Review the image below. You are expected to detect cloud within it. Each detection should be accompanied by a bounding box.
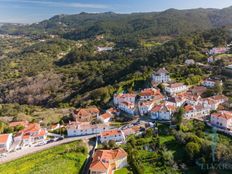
[0,0,109,9]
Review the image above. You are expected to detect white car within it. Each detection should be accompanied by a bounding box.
[0,153,7,158]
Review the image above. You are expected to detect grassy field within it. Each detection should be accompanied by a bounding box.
[114,168,130,174]
[0,140,87,174]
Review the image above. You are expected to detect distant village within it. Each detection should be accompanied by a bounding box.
[1,45,232,173]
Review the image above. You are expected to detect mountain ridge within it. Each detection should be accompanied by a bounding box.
[1,6,232,39]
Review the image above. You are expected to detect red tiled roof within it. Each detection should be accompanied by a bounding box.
[184,105,194,112]
[100,113,111,120]
[34,129,47,138]
[101,130,122,137]
[90,148,127,172]
[107,108,118,114]
[9,121,28,127]
[20,123,41,134]
[140,88,160,96]
[168,83,185,88]
[74,107,100,117]
[211,111,232,120]
[0,134,10,144]
[151,105,162,112]
[211,95,228,101]
[115,93,137,99]
[151,102,176,112]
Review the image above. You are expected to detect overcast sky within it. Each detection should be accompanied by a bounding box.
[0,0,232,23]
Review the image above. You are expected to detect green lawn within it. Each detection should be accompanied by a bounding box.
[0,141,87,174]
[114,168,129,174]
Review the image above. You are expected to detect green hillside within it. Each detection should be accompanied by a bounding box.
[1,7,232,40]
[0,28,230,108]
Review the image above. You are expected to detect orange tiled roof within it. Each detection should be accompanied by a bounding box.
[211,95,228,101]
[168,83,185,88]
[20,123,41,133]
[139,100,154,107]
[34,129,47,138]
[151,105,163,112]
[107,108,118,114]
[211,111,232,120]
[184,105,194,112]
[9,121,29,127]
[90,148,127,172]
[140,88,160,96]
[0,134,10,144]
[74,107,100,117]
[151,102,176,112]
[121,101,134,107]
[115,93,137,99]
[100,113,111,120]
[101,130,122,137]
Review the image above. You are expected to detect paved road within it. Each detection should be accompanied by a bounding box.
[0,134,98,164]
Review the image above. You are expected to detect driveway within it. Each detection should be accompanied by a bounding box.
[0,134,98,164]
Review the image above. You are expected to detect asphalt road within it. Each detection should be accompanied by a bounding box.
[0,134,98,164]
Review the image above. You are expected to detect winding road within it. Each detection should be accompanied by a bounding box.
[0,134,98,164]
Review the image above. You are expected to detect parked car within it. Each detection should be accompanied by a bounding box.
[46,139,54,143]
[0,153,7,158]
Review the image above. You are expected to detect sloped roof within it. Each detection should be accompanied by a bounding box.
[211,111,232,120]
[0,134,10,144]
[155,68,169,74]
[73,107,100,118]
[101,130,122,137]
[90,148,127,172]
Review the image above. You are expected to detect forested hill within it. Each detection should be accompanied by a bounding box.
[1,6,232,39]
[0,27,231,108]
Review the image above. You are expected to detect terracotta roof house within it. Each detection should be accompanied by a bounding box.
[113,93,137,106]
[184,104,210,119]
[73,107,100,122]
[89,148,128,174]
[139,88,164,102]
[211,111,232,130]
[150,102,177,120]
[164,83,188,96]
[118,101,136,115]
[100,130,125,143]
[18,123,47,146]
[188,86,207,96]
[98,112,112,123]
[0,133,13,153]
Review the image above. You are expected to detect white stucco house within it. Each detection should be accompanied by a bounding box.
[150,102,176,120]
[152,68,171,83]
[100,130,125,143]
[118,101,136,115]
[113,93,137,105]
[210,111,232,130]
[184,105,210,119]
[202,78,222,88]
[138,100,156,116]
[185,59,195,65]
[164,83,188,96]
[0,133,13,153]
[67,122,110,137]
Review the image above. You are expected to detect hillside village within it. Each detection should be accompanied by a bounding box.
[0,43,232,173]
